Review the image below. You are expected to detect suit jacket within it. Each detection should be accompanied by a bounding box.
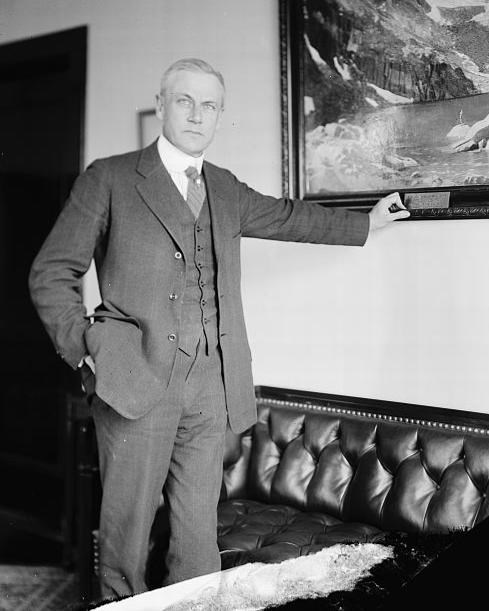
[28,142,369,432]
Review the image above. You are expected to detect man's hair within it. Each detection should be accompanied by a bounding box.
[160,58,225,99]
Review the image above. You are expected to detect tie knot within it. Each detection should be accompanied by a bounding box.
[185,166,200,182]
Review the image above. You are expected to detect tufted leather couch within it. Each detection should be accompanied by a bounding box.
[77,385,489,600]
[215,386,489,570]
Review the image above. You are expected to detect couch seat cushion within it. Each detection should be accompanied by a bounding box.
[218,499,385,569]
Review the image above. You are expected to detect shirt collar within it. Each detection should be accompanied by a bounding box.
[157,134,204,175]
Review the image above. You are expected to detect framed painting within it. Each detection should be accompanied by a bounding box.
[280,0,489,219]
[138,108,160,148]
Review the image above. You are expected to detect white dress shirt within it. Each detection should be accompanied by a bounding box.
[157,134,203,200]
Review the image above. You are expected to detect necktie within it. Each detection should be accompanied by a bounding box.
[185,166,206,218]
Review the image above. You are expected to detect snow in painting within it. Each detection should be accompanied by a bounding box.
[302,0,489,195]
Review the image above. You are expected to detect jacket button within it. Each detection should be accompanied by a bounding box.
[174,252,182,259]
[169,293,178,301]
[168,333,177,342]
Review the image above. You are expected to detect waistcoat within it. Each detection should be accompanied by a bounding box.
[177,193,219,356]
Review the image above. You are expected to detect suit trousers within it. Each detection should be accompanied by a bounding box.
[91,338,228,599]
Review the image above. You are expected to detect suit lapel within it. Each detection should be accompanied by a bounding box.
[135,142,185,250]
[135,145,239,259]
[203,162,237,260]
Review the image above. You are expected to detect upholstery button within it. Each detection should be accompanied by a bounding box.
[169,293,178,301]
[174,251,182,259]
[168,333,177,342]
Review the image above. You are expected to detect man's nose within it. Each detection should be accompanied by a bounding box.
[188,103,203,123]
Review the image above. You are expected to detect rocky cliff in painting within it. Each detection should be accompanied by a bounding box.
[301,0,489,194]
[304,0,489,127]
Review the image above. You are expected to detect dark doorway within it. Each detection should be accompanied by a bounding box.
[0,26,87,564]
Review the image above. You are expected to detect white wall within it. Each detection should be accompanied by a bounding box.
[3,0,489,414]
[243,221,489,413]
[0,0,280,185]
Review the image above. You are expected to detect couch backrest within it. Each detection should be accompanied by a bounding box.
[223,391,489,535]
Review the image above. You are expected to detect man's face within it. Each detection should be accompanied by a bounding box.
[156,70,224,157]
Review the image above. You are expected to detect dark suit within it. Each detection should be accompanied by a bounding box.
[29,142,369,595]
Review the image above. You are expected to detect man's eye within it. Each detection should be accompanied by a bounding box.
[177,98,192,107]
[203,103,217,112]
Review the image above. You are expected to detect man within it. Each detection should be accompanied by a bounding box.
[28,58,409,599]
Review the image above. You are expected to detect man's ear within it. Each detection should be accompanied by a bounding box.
[155,93,164,120]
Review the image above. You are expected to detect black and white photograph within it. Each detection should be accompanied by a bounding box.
[1,1,489,610]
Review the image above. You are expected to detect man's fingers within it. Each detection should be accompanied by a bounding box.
[382,192,409,217]
[85,354,96,374]
[369,191,410,230]
[382,192,401,208]
[389,209,410,220]
[382,192,401,203]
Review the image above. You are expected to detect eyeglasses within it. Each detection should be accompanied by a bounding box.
[166,92,221,115]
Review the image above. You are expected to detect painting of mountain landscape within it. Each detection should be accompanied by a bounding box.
[297,0,489,198]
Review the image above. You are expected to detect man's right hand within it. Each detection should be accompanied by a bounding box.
[80,355,96,396]
[84,354,96,374]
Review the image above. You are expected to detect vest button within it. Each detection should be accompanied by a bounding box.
[169,293,178,301]
[168,333,177,342]
[174,252,182,259]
